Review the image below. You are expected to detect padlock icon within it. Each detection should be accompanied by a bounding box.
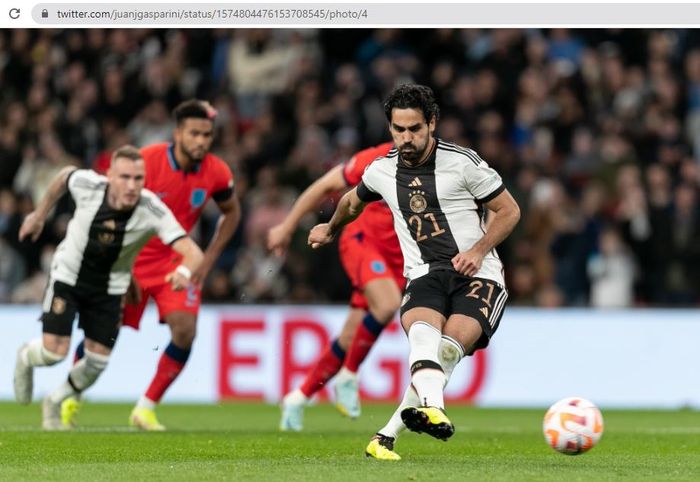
[41,9,48,18]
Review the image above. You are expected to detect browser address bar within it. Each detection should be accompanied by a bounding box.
[30,3,700,26]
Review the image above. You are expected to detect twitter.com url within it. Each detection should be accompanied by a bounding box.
[52,7,370,22]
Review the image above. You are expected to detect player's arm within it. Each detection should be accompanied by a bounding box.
[166,237,205,291]
[308,186,368,249]
[268,164,346,256]
[452,189,520,276]
[191,194,242,285]
[19,166,77,242]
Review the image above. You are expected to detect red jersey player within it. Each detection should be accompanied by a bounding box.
[268,142,405,431]
[64,100,241,430]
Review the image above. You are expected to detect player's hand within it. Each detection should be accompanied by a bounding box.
[165,270,190,291]
[267,223,292,257]
[190,258,213,287]
[308,223,334,249]
[18,211,45,242]
[125,277,142,305]
[452,248,485,277]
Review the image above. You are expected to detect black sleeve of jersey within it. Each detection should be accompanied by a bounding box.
[476,183,505,204]
[356,180,383,202]
[211,186,234,203]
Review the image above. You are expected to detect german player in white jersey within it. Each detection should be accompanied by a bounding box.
[308,84,520,460]
[13,145,204,430]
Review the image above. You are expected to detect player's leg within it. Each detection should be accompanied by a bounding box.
[334,238,404,417]
[335,277,402,418]
[280,308,364,431]
[131,284,198,431]
[43,338,113,430]
[15,280,74,406]
[395,272,455,440]
[43,289,121,430]
[402,276,506,441]
[367,333,465,460]
[131,309,195,431]
[61,284,149,427]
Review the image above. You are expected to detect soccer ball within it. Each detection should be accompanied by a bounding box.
[543,397,603,455]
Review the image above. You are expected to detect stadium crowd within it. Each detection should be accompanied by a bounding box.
[2,28,700,307]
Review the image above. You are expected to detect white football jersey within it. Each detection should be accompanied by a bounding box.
[49,169,186,295]
[358,139,505,284]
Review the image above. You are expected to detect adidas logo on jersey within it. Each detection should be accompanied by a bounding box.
[408,177,422,187]
[480,307,489,318]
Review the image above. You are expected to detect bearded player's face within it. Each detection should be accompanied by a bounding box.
[389,108,436,163]
[175,118,214,162]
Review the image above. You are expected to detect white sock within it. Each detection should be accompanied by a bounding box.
[50,349,109,404]
[71,349,109,390]
[49,381,77,404]
[438,335,465,386]
[377,384,420,439]
[407,322,445,408]
[377,336,465,440]
[24,338,64,367]
[335,366,357,381]
[283,388,308,405]
[136,396,157,410]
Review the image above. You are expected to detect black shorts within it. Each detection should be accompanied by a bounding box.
[400,270,508,353]
[41,279,123,348]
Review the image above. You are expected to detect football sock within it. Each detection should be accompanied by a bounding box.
[408,322,445,409]
[378,384,420,439]
[144,341,190,404]
[136,396,156,410]
[343,312,385,373]
[24,338,64,367]
[284,388,308,405]
[438,335,465,384]
[49,348,109,403]
[299,339,345,398]
[378,336,465,439]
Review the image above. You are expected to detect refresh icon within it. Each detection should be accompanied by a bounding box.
[9,8,21,19]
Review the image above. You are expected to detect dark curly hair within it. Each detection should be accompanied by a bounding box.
[383,84,440,124]
[173,99,215,125]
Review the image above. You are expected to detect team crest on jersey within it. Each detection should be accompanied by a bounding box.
[52,296,66,315]
[370,260,386,274]
[98,219,116,245]
[191,189,207,208]
[409,190,427,213]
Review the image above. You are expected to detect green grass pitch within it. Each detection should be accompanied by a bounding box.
[1,401,699,481]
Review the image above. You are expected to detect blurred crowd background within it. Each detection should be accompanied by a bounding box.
[2,28,700,307]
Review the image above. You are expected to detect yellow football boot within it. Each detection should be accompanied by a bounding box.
[401,406,455,441]
[129,407,166,431]
[61,396,82,428]
[365,433,401,461]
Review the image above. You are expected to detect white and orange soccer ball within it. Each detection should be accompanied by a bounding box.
[543,397,604,455]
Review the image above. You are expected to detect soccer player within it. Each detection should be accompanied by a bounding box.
[64,100,241,431]
[268,142,404,431]
[308,84,520,460]
[13,145,204,430]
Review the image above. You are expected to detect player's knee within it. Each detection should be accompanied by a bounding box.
[370,296,401,324]
[172,323,196,346]
[43,345,67,365]
[84,348,110,372]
